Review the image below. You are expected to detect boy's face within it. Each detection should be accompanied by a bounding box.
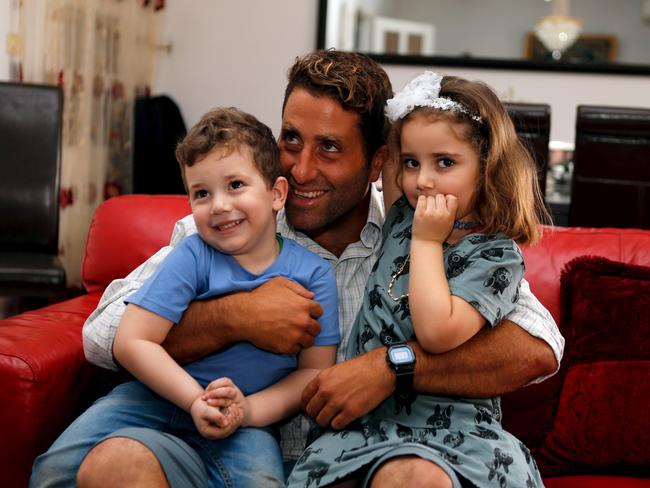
[185,146,286,262]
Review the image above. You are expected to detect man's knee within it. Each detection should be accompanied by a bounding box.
[76,437,168,488]
[370,456,452,488]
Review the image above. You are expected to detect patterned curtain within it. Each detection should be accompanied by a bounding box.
[11,0,165,287]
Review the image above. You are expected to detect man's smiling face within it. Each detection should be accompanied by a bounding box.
[278,88,380,238]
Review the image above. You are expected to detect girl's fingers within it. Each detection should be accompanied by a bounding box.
[434,193,446,210]
[446,194,459,215]
[416,194,427,212]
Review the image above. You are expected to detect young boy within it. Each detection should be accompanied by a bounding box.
[111,107,339,485]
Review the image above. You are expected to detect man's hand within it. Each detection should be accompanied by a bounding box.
[242,277,323,354]
[164,277,323,363]
[302,348,394,430]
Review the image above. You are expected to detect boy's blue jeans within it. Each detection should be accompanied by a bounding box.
[30,381,285,488]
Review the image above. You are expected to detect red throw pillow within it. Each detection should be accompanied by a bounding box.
[534,256,650,476]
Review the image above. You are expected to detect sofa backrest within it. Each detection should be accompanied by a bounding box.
[521,225,650,324]
[507,226,650,448]
[82,194,190,293]
[83,194,650,315]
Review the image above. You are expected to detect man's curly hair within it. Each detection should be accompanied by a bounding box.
[283,49,393,164]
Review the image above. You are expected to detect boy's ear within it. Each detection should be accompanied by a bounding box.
[272,176,288,211]
[369,145,389,183]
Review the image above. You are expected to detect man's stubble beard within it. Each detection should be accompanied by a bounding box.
[284,168,372,235]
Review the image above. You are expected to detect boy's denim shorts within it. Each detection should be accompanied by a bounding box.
[30,381,285,488]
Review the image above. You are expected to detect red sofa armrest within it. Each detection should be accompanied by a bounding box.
[0,195,191,488]
[0,294,117,487]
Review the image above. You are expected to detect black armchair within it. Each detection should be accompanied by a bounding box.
[569,105,650,229]
[0,82,66,297]
[504,102,551,197]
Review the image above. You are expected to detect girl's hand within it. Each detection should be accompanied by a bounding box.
[412,194,458,243]
[190,377,246,439]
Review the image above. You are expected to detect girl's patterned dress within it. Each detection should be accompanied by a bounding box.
[288,197,543,488]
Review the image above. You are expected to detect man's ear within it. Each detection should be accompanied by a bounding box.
[272,176,288,211]
[369,145,389,183]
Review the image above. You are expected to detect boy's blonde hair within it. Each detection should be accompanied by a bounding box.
[389,76,550,244]
[175,107,281,189]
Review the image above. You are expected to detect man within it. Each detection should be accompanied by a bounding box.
[32,50,563,488]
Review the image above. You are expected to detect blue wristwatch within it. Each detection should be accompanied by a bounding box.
[386,342,416,414]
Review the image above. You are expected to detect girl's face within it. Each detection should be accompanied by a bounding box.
[399,114,481,221]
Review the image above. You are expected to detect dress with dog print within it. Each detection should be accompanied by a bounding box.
[287,197,543,488]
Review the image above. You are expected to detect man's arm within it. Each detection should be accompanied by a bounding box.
[303,321,558,430]
[411,320,557,395]
[83,216,324,370]
[86,274,324,369]
[163,277,324,363]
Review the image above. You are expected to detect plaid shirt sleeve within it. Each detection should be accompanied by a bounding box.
[82,215,196,370]
[505,278,565,383]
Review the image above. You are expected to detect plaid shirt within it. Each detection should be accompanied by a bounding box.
[82,185,564,460]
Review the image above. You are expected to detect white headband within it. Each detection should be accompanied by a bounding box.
[385,71,482,124]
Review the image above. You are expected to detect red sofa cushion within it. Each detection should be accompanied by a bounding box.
[535,256,650,476]
[544,475,650,488]
[82,194,189,292]
[503,227,650,452]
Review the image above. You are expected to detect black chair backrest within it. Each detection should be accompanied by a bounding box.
[0,82,63,253]
[504,102,551,197]
[569,105,650,229]
[132,95,187,195]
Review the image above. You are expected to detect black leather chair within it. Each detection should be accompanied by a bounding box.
[132,95,187,194]
[504,102,551,197]
[0,82,66,297]
[569,105,650,229]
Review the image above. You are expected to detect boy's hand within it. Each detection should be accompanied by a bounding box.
[190,377,245,439]
[412,194,458,243]
[190,396,239,439]
[204,377,248,428]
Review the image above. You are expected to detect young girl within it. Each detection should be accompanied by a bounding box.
[288,72,548,488]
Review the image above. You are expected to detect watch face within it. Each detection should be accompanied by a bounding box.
[389,345,415,365]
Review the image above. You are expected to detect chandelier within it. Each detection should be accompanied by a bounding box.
[534,0,582,60]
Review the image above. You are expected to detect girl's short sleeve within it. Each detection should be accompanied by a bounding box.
[446,235,525,326]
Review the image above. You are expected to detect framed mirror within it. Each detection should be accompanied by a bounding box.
[317,0,650,75]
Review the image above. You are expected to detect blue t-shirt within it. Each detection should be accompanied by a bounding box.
[127,234,339,395]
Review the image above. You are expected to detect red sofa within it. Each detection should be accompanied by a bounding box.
[1,194,649,488]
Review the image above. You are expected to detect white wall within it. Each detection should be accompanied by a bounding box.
[385,65,650,143]
[154,0,318,136]
[3,0,649,144]
[0,0,11,80]
[155,0,650,145]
